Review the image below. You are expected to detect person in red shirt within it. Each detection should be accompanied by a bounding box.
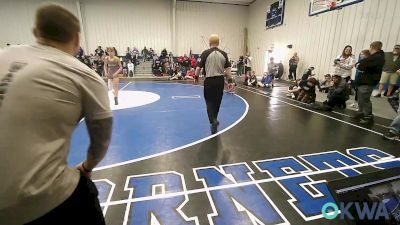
[191,55,197,68]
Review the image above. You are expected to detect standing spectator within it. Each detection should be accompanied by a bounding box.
[95,46,104,58]
[75,46,84,62]
[375,44,400,97]
[0,4,111,225]
[141,46,149,62]
[161,48,168,58]
[383,89,400,140]
[275,61,284,79]
[354,41,385,125]
[288,52,299,81]
[267,57,277,77]
[333,45,356,82]
[190,55,197,68]
[195,34,232,134]
[244,53,252,77]
[125,47,132,63]
[237,55,244,76]
[183,54,190,70]
[352,50,371,108]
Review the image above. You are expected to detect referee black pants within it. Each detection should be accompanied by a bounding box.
[204,76,225,124]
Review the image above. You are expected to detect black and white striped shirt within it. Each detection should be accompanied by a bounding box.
[198,47,231,78]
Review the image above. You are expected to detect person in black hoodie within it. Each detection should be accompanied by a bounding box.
[354,41,385,124]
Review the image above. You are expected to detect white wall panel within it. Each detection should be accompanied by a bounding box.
[176,1,248,60]
[0,0,78,47]
[248,0,400,79]
[81,0,171,55]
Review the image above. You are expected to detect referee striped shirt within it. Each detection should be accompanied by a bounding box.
[198,47,231,78]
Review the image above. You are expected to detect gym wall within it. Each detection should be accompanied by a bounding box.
[248,0,400,79]
[0,0,247,59]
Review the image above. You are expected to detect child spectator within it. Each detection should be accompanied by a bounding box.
[246,71,258,87]
[257,71,274,88]
[297,77,318,103]
[318,74,333,93]
[127,60,134,77]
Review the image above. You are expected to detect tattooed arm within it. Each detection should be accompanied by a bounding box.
[77,117,113,177]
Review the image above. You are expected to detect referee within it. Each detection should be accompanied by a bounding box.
[195,34,233,133]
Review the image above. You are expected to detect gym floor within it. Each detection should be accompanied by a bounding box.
[70,80,400,225]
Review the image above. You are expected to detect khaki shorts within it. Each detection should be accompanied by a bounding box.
[379,72,399,85]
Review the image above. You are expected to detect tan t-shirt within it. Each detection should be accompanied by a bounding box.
[0,44,112,225]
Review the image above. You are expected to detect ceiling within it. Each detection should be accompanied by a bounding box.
[179,0,255,6]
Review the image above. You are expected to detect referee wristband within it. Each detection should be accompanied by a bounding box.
[82,162,92,173]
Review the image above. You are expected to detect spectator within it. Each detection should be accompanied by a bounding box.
[125,47,132,63]
[275,61,284,80]
[383,89,400,140]
[246,71,258,87]
[141,46,149,62]
[354,41,385,125]
[258,71,274,88]
[351,50,371,108]
[333,45,356,82]
[318,74,333,93]
[190,55,197,68]
[161,48,168,58]
[288,52,299,81]
[0,4,111,225]
[95,46,104,58]
[93,54,104,76]
[185,68,196,80]
[244,53,252,77]
[321,75,350,110]
[127,59,134,77]
[375,44,400,97]
[297,77,318,103]
[237,55,244,76]
[301,67,315,81]
[268,57,277,77]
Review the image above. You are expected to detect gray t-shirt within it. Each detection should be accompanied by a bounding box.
[198,47,231,78]
[0,44,112,224]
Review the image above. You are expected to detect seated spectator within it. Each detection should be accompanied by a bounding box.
[127,60,134,77]
[257,71,274,88]
[318,74,333,93]
[185,68,195,80]
[122,61,128,76]
[301,67,315,81]
[296,77,318,103]
[321,75,350,110]
[287,80,302,99]
[245,71,258,87]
